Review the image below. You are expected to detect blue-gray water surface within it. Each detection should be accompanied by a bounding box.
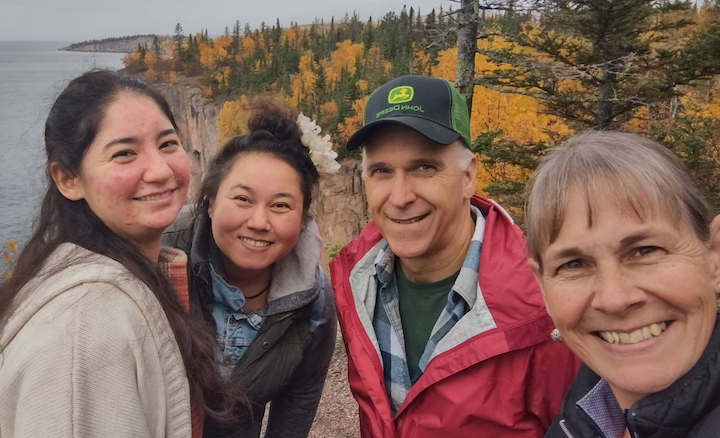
[0,41,125,250]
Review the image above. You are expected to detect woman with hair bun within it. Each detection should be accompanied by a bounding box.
[164,98,338,438]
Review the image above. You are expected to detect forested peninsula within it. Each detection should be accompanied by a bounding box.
[60,34,164,53]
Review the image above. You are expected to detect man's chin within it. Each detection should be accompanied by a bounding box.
[384,237,429,260]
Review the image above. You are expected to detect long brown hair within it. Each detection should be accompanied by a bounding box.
[0,70,234,423]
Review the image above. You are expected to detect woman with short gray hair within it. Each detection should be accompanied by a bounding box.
[526,131,720,438]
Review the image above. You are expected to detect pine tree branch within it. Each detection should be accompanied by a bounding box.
[473,80,562,100]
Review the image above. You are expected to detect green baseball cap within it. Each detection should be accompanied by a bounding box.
[345,75,472,150]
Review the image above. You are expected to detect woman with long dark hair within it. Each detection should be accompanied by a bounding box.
[0,70,232,437]
[164,98,338,438]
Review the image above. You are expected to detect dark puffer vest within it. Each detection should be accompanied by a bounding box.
[546,320,720,438]
[163,210,336,438]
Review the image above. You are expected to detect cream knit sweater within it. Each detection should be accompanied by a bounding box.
[0,243,192,438]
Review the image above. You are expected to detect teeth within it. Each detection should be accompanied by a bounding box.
[642,327,651,339]
[650,324,661,336]
[240,237,271,247]
[599,322,668,345]
[392,216,426,224]
[136,190,172,201]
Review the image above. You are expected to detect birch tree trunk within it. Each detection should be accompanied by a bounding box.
[456,0,479,113]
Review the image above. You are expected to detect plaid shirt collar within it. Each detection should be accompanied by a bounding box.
[373,205,486,414]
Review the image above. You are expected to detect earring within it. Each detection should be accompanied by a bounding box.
[550,328,564,343]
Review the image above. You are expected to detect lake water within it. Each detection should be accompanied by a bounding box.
[0,41,125,249]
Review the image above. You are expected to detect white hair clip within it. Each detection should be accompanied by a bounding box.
[297,113,341,174]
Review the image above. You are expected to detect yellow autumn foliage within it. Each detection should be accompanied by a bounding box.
[327,40,365,88]
[431,43,572,195]
[412,42,432,76]
[215,35,232,50]
[144,52,157,69]
[213,66,231,90]
[217,96,251,142]
[337,97,368,145]
[682,78,720,120]
[199,41,227,68]
[433,47,572,144]
[144,68,158,82]
[290,50,318,107]
[122,52,140,67]
[282,28,298,44]
[319,101,338,126]
[2,239,17,279]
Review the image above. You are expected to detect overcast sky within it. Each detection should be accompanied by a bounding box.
[1,0,453,42]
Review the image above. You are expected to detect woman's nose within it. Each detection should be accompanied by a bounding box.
[142,148,173,183]
[246,207,270,231]
[591,270,647,316]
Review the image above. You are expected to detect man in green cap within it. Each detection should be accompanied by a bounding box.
[329,75,578,438]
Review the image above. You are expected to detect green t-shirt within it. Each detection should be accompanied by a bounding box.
[396,264,460,381]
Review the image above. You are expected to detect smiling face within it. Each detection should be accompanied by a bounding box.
[362,125,476,263]
[209,152,304,276]
[532,184,720,408]
[63,93,189,249]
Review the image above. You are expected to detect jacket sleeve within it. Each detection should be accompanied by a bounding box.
[524,340,581,432]
[264,273,338,438]
[9,283,187,438]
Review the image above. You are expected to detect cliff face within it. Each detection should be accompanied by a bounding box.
[159,85,222,196]
[315,160,368,268]
[159,84,369,267]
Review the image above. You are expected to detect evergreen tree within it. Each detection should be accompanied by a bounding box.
[137,44,147,70]
[152,35,161,56]
[474,0,720,128]
[362,17,375,55]
[173,23,185,70]
[424,9,441,66]
[231,20,241,55]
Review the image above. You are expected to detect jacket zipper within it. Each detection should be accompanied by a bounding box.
[344,256,395,436]
[276,311,294,323]
[559,420,575,438]
[349,317,387,393]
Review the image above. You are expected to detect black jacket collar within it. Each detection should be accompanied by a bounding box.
[551,319,720,438]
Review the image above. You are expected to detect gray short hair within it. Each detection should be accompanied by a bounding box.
[525,131,710,271]
[361,140,474,178]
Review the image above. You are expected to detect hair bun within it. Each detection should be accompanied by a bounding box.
[246,97,301,142]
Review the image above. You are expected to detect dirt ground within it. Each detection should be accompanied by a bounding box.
[308,335,361,438]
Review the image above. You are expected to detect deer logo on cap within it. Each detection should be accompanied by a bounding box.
[388,86,414,104]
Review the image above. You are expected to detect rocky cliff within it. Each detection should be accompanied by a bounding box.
[158,84,369,268]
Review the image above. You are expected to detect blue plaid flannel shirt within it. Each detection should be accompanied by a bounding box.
[372,206,486,414]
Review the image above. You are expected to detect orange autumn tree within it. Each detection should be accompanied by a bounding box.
[337,96,368,145]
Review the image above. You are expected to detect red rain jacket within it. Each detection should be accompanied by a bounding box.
[330,196,580,438]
